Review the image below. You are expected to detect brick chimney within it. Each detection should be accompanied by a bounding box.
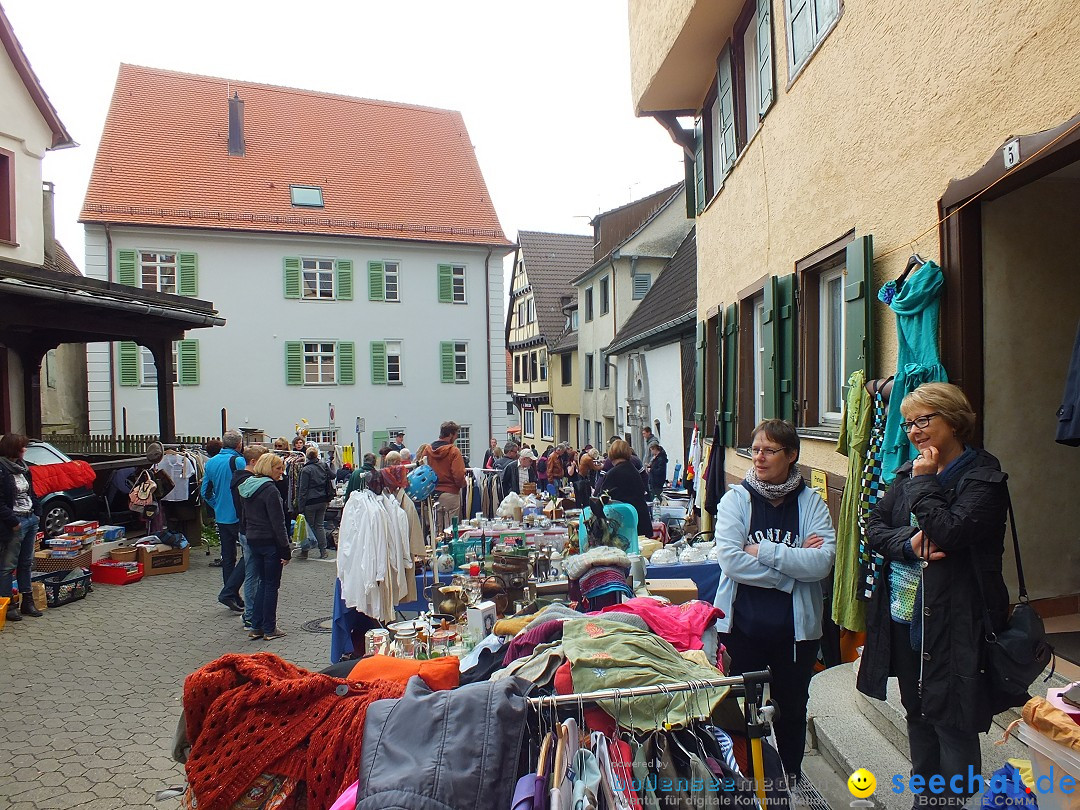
[228,92,245,156]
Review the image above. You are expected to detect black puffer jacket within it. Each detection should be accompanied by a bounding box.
[856,449,1016,732]
[298,458,331,511]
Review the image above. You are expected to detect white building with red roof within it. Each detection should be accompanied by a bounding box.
[82,64,513,455]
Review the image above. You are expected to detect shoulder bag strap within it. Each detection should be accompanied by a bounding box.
[971,484,1024,641]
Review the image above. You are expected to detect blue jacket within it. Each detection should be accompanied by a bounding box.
[201,449,245,524]
[713,484,836,642]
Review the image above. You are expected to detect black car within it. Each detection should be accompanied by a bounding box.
[24,441,102,537]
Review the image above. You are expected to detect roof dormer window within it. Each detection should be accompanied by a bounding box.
[290,185,324,208]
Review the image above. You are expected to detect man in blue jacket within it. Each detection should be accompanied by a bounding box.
[201,429,246,612]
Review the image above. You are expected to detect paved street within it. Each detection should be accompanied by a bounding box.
[0,547,341,809]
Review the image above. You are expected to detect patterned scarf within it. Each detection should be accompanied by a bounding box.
[743,465,803,500]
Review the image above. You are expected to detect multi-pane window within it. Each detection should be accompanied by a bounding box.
[571,310,579,330]
[455,426,471,464]
[584,353,594,390]
[453,342,468,382]
[787,0,839,75]
[560,354,572,386]
[541,411,554,440]
[384,262,400,302]
[584,288,594,321]
[307,429,339,444]
[819,267,845,422]
[302,258,335,299]
[539,350,547,382]
[600,276,610,315]
[385,340,403,384]
[141,252,177,293]
[753,298,766,426]
[523,409,535,437]
[451,265,466,303]
[140,344,178,386]
[518,302,526,327]
[304,342,337,385]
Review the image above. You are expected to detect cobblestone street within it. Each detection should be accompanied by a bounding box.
[0,548,341,809]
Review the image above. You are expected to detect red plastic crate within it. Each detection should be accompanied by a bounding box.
[89,561,144,585]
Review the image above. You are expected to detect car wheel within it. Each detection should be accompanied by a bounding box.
[43,500,75,538]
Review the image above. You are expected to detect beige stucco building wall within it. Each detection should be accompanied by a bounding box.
[549,347,581,445]
[631,0,1080,479]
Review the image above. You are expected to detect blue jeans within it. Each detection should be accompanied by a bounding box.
[238,534,262,626]
[216,522,245,601]
[249,544,284,634]
[1,515,38,605]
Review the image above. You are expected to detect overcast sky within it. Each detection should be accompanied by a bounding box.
[5,0,684,271]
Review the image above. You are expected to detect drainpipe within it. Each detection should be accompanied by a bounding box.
[105,224,116,436]
[483,245,494,444]
[608,255,618,435]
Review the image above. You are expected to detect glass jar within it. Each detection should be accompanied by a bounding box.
[393,628,419,659]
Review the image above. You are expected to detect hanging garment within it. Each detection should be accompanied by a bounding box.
[879,261,948,482]
[832,369,871,631]
[1056,321,1080,446]
[337,489,416,622]
[703,421,726,516]
[855,379,891,602]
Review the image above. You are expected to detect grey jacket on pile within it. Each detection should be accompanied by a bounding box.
[356,676,532,809]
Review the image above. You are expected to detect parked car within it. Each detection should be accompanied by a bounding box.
[24,440,102,537]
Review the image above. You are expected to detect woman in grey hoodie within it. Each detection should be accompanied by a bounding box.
[238,453,290,640]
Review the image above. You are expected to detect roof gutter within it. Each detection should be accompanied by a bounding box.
[605,311,695,356]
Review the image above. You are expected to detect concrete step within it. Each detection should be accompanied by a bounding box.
[807,662,912,810]
[851,655,1060,767]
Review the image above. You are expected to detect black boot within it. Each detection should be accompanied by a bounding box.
[20,598,42,617]
[6,605,22,623]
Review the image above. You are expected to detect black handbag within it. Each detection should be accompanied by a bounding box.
[973,496,1054,698]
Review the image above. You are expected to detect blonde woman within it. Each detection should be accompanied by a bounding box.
[237,453,290,640]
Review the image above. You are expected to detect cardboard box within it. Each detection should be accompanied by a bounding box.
[644,578,699,605]
[466,600,497,641]
[137,546,189,576]
[97,525,125,542]
[63,520,99,535]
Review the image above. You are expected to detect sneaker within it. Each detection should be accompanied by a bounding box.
[263,629,287,641]
[243,622,254,632]
[248,630,264,640]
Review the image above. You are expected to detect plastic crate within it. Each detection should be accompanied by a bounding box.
[1016,720,1080,810]
[31,569,92,607]
[450,538,485,566]
[89,561,144,586]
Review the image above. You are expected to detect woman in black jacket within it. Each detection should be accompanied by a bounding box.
[238,452,290,641]
[0,434,42,623]
[297,446,332,559]
[599,440,653,538]
[856,383,1014,806]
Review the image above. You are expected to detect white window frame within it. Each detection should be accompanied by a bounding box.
[818,266,846,424]
[303,341,337,386]
[570,309,579,330]
[451,265,467,303]
[742,8,762,143]
[518,302,526,328]
[306,428,339,443]
[523,408,535,437]
[140,344,178,387]
[384,261,400,302]
[541,411,554,441]
[539,350,547,382]
[301,257,335,300]
[584,353,594,391]
[785,0,841,78]
[456,425,471,463]
[385,339,403,385]
[527,298,536,324]
[140,251,177,294]
[453,342,469,383]
[600,276,610,315]
[584,287,594,321]
[753,298,766,426]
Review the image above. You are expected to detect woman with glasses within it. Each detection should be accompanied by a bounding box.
[713,419,836,782]
[856,382,1012,808]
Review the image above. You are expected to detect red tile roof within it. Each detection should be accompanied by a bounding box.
[45,242,81,276]
[81,64,510,247]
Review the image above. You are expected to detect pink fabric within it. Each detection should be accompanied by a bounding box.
[591,597,723,652]
[329,781,358,810]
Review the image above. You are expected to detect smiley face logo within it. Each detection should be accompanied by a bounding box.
[848,768,876,798]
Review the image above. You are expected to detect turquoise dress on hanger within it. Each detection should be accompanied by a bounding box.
[879,261,949,483]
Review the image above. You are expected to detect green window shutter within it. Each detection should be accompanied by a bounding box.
[177,252,198,296]
[756,0,775,118]
[437,264,453,303]
[118,341,139,386]
[285,341,303,385]
[440,341,455,383]
[117,249,137,287]
[337,341,355,384]
[762,277,778,420]
[368,261,385,302]
[844,235,875,385]
[718,46,737,175]
[776,274,797,423]
[693,118,705,216]
[694,321,706,424]
[722,303,739,447]
[283,257,302,299]
[372,430,390,450]
[370,341,387,385]
[336,260,354,301]
[177,339,199,386]
[684,152,697,219]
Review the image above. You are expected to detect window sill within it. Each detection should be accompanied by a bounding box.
[0,238,18,248]
[797,426,841,442]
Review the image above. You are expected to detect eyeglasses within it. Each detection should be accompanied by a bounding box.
[900,412,941,433]
[750,447,786,457]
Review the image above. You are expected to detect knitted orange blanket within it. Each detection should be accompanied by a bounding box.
[184,652,403,810]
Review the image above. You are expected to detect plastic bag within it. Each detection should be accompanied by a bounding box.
[496,492,524,519]
[292,514,307,545]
